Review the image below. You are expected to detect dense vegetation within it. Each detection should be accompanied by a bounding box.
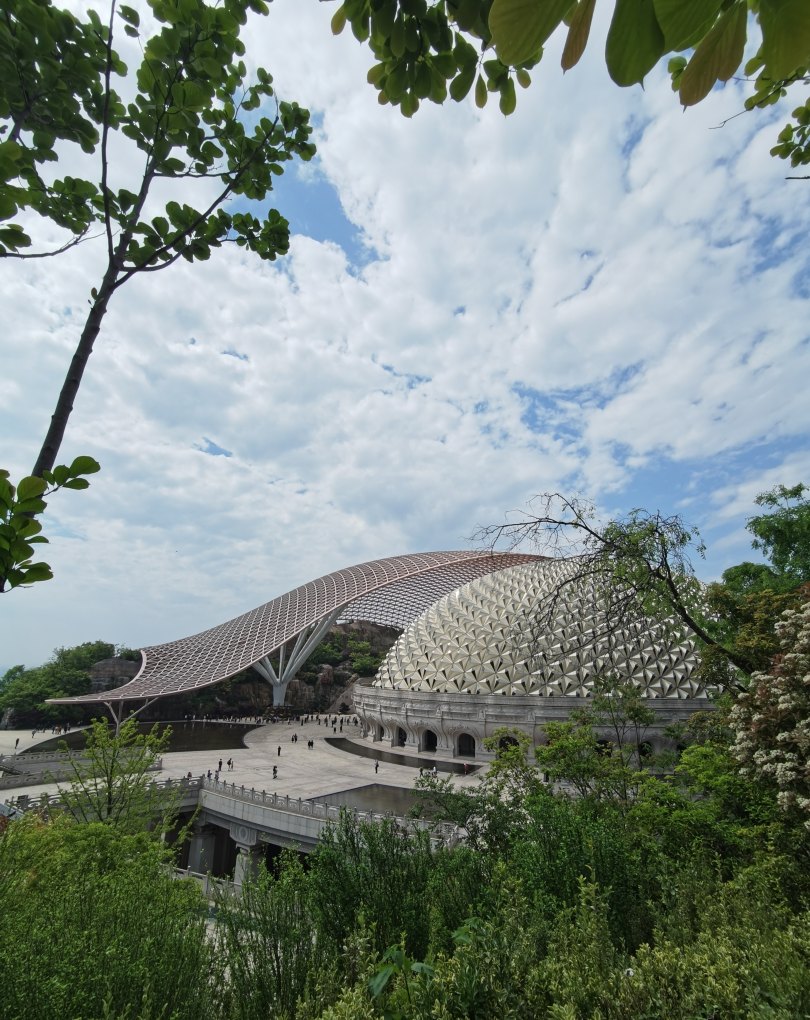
[1,704,808,1019]
[1,485,808,1017]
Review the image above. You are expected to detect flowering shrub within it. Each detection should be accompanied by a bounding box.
[730,600,810,826]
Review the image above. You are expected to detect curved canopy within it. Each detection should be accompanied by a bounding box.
[51,550,544,706]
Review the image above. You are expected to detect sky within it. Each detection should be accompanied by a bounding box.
[1,1,809,672]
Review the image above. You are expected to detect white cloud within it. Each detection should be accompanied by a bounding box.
[1,0,808,669]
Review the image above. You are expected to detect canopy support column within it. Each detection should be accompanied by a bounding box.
[254,608,343,707]
[103,698,158,734]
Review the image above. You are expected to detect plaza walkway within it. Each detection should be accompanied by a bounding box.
[0,717,482,806]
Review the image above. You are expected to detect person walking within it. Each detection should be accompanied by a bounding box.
[278,745,281,757]
[374,760,379,774]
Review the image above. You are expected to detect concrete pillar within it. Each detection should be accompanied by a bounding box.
[188,827,217,873]
[229,822,260,885]
[233,842,262,886]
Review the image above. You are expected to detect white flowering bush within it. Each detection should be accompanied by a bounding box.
[730,599,810,826]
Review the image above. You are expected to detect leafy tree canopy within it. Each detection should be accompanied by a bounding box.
[0,639,115,721]
[747,482,810,585]
[331,0,810,169]
[1,0,315,591]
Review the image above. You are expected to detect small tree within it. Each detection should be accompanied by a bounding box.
[535,682,655,806]
[57,716,178,834]
[1,0,315,589]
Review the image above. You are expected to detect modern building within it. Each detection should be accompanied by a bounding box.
[353,557,705,759]
[51,551,707,757]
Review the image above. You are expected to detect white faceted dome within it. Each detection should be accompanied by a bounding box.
[375,559,703,699]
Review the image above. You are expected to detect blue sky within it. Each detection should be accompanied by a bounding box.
[1,0,809,671]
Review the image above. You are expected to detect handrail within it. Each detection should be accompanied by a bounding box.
[8,774,459,842]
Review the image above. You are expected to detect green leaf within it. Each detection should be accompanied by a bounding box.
[760,0,810,81]
[331,5,347,33]
[13,498,47,515]
[679,2,746,107]
[449,63,476,100]
[62,478,91,490]
[499,75,517,113]
[561,0,597,71]
[489,0,574,66]
[68,456,101,477]
[606,0,666,86]
[475,73,488,108]
[119,4,140,26]
[16,476,47,501]
[20,562,54,584]
[652,0,723,51]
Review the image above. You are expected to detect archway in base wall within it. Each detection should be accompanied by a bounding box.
[457,732,475,757]
[421,729,437,753]
[396,727,406,748]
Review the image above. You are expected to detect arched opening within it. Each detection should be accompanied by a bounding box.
[498,733,518,751]
[421,729,437,753]
[396,727,406,748]
[595,738,612,757]
[637,740,654,760]
[375,723,384,741]
[457,733,476,758]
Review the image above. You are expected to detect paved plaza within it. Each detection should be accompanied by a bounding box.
[0,717,481,806]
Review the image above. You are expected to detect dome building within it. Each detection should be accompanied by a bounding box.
[354,558,707,760]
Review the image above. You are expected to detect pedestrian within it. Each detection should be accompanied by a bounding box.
[273,765,278,779]
[374,760,379,774]
[218,758,223,772]
[278,745,281,757]
[207,769,212,780]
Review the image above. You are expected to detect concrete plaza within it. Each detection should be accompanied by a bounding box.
[0,716,482,806]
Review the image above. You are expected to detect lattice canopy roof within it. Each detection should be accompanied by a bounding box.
[376,559,704,699]
[51,551,544,705]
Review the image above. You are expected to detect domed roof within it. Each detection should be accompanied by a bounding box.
[375,559,704,699]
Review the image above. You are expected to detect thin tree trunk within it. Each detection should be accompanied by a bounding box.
[31,262,119,477]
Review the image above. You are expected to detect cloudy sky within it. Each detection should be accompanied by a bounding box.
[1,1,809,672]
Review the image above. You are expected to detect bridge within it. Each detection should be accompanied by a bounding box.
[10,774,461,884]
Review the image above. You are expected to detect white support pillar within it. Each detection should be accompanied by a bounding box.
[254,608,343,708]
[229,823,261,885]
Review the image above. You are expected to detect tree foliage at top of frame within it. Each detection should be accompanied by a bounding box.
[329,0,809,171]
[0,0,316,259]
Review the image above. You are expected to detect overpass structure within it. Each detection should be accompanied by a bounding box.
[14,775,460,883]
[49,551,543,726]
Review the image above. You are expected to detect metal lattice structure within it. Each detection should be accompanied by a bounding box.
[50,551,544,720]
[377,559,704,698]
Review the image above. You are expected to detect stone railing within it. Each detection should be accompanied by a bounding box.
[0,754,163,791]
[4,773,189,811]
[201,777,459,843]
[6,774,461,848]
